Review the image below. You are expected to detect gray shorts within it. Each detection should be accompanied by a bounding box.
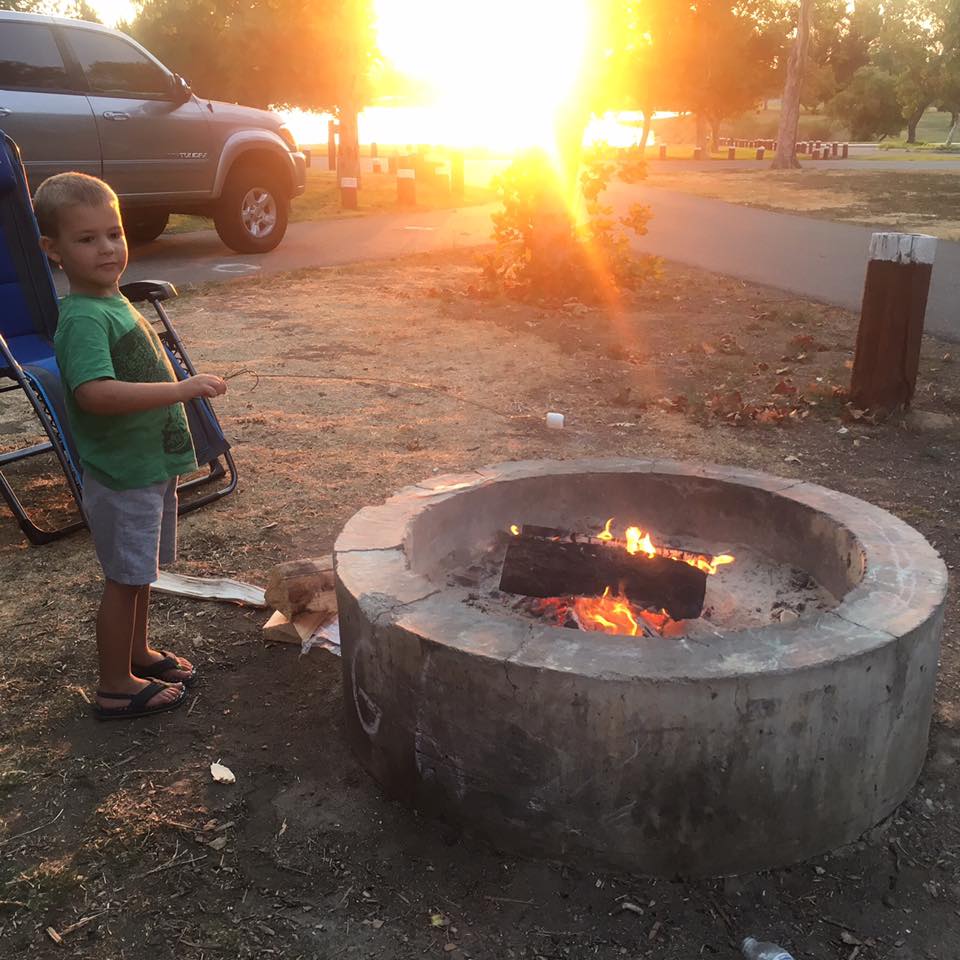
[82,472,178,585]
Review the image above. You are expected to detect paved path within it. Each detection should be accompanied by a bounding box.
[611,184,960,341]
[120,184,960,342]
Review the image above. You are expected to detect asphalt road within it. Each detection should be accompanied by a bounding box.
[118,181,960,342]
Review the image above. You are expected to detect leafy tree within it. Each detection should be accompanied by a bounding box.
[827,65,903,140]
[940,0,960,142]
[0,0,99,15]
[873,0,945,142]
[129,0,375,112]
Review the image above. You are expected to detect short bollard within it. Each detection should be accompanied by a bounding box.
[822,145,831,160]
[340,176,358,210]
[397,167,416,206]
[831,141,838,158]
[756,146,765,160]
[842,143,849,159]
[659,144,667,160]
[727,146,736,160]
[851,232,937,410]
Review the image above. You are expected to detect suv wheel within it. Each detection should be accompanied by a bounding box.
[214,167,289,253]
[123,209,170,244]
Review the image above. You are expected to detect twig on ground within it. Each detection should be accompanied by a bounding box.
[135,852,206,880]
[56,909,110,937]
[0,807,63,847]
[483,895,534,905]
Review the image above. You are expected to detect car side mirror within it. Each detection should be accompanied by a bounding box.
[170,74,192,104]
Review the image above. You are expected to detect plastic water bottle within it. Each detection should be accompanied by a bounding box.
[741,937,795,960]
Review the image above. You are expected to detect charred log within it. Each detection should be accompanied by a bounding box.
[499,534,706,620]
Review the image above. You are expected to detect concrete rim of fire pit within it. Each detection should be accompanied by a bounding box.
[334,459,947,876]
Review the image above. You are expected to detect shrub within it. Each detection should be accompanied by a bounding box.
[481,146,660,303]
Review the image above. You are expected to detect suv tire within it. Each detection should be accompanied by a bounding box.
[214,165,289,253]
[123,209,170,244]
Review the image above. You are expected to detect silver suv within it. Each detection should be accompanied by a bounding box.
[0,11,306,252]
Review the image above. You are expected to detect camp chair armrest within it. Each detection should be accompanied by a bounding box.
[119,280,178,304]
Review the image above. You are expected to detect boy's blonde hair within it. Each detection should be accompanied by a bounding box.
[33,172,120,238]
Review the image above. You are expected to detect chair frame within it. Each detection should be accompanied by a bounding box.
[0,136,237,545]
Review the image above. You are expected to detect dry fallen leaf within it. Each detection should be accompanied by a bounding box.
[210,761,236,784]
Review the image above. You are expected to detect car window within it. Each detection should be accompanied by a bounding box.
[65,28,170,98]
[0,22,70,91]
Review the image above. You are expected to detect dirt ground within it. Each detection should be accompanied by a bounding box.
[2,251,960,960]
[645,169,960,241]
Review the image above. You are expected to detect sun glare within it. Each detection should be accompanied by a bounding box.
[373,0,590,151]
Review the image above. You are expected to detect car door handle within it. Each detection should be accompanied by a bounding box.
[0,108,12,118]
[102,111,130,121]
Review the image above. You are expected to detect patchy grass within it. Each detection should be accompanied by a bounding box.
[643,167,960,239]
[2,252,960,956]
[167,166,495,234]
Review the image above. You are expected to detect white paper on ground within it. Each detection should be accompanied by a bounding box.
[210,760,236,784]
[301,617,341,657]
[153,571,267,607]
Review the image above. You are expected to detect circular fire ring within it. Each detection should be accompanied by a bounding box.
[334,459,947,877]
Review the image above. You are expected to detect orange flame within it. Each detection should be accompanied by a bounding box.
[510,524,520,536]
[572,587,670,636]
[597,520,733,575]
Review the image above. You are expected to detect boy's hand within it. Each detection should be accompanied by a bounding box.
[179,373,227,401]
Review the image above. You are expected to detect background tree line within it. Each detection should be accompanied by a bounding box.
[5,0,960,145]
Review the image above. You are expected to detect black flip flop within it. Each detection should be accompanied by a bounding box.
[133,650,198,687]
[94,681,186,721]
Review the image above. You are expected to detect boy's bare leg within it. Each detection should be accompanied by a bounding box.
[96,579,181,710]
[130,584,194,683]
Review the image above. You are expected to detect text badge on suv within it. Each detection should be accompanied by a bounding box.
[0,10,307,252]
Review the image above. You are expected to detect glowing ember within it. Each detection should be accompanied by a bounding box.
[536,588,671,636]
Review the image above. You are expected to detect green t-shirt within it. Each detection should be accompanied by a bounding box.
[54,294,197,490]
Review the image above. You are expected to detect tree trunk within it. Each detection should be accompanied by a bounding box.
[695,114,708,151]
[640,103,655,149]
[338,101,361,189]
[946,112,959,147]
[710,118,721,153]
[771,0,813,170]
[905,106,928,144]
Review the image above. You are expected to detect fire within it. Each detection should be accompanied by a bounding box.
[510,524,520,536]
[595,518,733,575]
[537,588,671,636]
[625,525,655,558]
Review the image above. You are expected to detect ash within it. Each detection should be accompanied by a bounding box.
[449,524,838,639]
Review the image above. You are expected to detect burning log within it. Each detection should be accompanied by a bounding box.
[499,528,707,621]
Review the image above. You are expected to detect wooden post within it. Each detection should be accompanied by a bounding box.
[727,146,736,160]
[397,166,416,206]
[831,141,838,158]
[327,120,338,171]
[658,144,667,160]
[756,146,765,160]
[450,150,465,199]
[842,143,849,159]
[822,144,831,160]
[850,233,937,411]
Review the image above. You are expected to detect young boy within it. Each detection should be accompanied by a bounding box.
[34,172,227,720]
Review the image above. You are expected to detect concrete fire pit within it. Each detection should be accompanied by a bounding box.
[334,459,947,877]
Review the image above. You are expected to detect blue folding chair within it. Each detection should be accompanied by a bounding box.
[0,133,237,545]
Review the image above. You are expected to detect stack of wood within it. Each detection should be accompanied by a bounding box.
[262,556,337,644]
